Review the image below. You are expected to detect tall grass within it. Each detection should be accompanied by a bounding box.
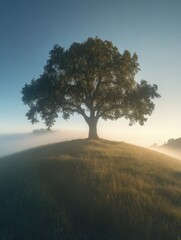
[0,139,180,239]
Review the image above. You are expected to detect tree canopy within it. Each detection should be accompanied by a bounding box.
[22,37,160,139]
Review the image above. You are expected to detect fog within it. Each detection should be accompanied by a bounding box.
[0,130,87,157]
[1,129,181,162]
[162,149,181,160]
[150,146,181,161]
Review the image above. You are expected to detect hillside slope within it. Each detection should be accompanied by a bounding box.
[0,139,180,240]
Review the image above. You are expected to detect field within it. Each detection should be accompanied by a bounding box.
[0,139,180,240]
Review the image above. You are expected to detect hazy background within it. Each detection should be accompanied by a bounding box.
[1,0,181,154]
[0,130,87,157]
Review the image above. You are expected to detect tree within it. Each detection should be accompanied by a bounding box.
[21,37,160,139]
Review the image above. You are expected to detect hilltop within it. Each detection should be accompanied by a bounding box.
[0,139,180,240]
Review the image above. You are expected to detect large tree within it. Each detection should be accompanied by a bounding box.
[22,37,160,139]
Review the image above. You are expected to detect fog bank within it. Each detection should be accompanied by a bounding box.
[0,130,86,157]
[150,146,181,161]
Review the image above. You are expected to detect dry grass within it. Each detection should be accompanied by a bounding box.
[0,139,180,240]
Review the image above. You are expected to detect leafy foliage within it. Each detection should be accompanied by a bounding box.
[22,37,160,137]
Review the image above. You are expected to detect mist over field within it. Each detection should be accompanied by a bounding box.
[151,147,181,161]
[0,130,86,157]
[157,143,181,161]
[1,129,181,161]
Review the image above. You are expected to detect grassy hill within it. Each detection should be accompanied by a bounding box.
[0,139,180,240]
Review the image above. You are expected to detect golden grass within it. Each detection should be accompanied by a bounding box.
[0,139,180,240]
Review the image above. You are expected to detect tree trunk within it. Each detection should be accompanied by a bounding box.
[88,118,99,139]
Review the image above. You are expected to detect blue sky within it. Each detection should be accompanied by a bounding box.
[0,0,181,146]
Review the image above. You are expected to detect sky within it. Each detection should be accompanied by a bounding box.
[0,0,181,148]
